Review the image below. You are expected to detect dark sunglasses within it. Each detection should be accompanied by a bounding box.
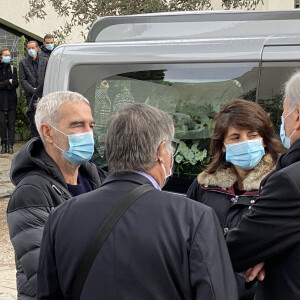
[171,141,179,155]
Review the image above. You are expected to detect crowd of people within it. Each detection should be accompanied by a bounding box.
[0,34,55,154]
[3,47,300,299]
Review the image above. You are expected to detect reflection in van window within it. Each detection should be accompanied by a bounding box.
[69,63,259,177]
[258,62,300,132]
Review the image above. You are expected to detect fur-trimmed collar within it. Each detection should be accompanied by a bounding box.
[197,154,276,191]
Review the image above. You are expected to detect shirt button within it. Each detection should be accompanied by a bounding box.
[224,227,229,234]
[250,200,255,204]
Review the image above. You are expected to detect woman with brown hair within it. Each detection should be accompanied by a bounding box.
[187,99,284,300]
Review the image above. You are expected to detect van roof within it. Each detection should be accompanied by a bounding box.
[86,9,300,43]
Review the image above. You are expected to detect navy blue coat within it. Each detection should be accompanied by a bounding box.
[37,172,238,300]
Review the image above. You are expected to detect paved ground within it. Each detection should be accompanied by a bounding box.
[0,141,27,299]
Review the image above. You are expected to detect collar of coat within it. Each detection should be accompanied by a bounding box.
[197,154,275,191]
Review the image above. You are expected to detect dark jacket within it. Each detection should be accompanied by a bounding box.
[7,137,106,300]
[187,154,276,300]
[0,63,18,110]
[187,154,275,235]
[19,55,47,98]
[37,172,238,300]
[227,138,300,300]
[38,46,52,60]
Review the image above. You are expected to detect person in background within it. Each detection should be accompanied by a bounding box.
[37,103,238,300]
[94,80,135,147]
[187,99,283,299]
[94,80,112,146]
[19,40,48,137]
[227,71,300,299]
[39,34,55,60]
[7,91,107,300]
[0,48,18,154]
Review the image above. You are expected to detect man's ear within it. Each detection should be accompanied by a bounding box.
[156,141,166,162]
[40,123,54,144]
[295,107,300,130]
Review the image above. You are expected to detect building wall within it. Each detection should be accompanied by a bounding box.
[0,0,296,45]
[212,0,294,10]
[0,0,86,43]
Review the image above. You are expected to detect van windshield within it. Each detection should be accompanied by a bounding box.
[69,62,258,192]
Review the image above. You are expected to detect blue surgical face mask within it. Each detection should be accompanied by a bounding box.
[224,138,265,170]
[51,126,95,165]
[2,56,11,64]
[28,49,36,58]
[280,111,296,149]
[45,44,54,51]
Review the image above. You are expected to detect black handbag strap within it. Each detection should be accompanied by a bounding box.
[72,183,155,299]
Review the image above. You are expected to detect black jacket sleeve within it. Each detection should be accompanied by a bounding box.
[0,77,10,90]
[227,167,300,272]
[7,183,52,298]
[19,60,35,95]
[186,177,205,202]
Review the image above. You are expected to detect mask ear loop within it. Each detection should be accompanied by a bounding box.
[50,125,69,152]
[289,129,296,141]
[53,143,65,153]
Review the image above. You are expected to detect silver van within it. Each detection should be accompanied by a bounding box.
[44,9,300,192]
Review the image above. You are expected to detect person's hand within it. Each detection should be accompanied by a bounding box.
[241,262,265,282]
[9,79,12,84]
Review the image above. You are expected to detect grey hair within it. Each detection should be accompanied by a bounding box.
[285,70,300,111]
[35,91,90,142]
[106,103,174,173]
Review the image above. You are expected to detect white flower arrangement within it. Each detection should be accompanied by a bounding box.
[174,139,209,174]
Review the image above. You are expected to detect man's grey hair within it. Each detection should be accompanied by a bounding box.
[106,103,174,173]
[285,70,300,111]
[35,91,90,142]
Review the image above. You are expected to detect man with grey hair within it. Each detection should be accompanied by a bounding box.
[227,70,300,299]
[7,91,107,300]
[37,103,238,300]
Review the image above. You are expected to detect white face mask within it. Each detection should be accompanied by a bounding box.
[159,154,174,187]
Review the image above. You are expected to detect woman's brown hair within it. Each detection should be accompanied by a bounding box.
[205,99,284,174]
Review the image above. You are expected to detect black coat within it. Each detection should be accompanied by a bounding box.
[19,55,47,98]
[0,63,18,110]
[7,137,107,300]
[38,46,52,60]
[186,154,275,235]
[227,138,300,300]
[186,154,275,300]
[187,179,259,235]
[37,172,238,300]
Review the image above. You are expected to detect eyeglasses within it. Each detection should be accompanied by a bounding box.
[171,141,179,155]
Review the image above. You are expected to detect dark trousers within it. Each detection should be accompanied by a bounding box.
[26,95,39,137]
[0,109,16,145]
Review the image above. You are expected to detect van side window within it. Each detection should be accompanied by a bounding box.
[258,62,300,132]
[69,63,258,192]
